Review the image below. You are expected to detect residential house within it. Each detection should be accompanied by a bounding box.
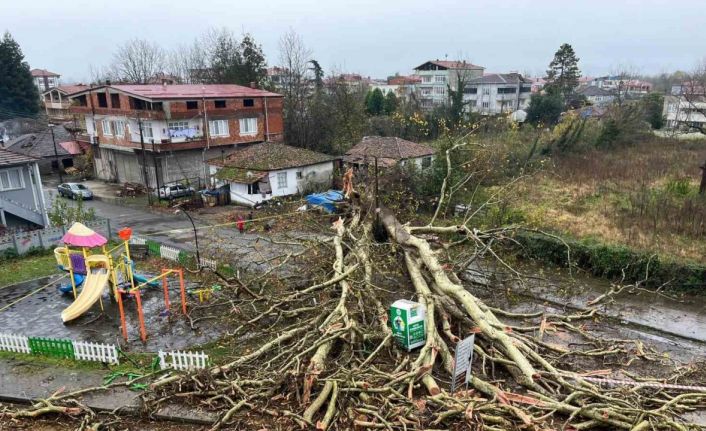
[664,82,706,132]
[344,136,434,169]
[590,76,652,94]
[576,85,615,106]
[31,68,60,93]
[528,77,547,94]
[67,84,284,189]
[413,60,484,110]
[42,85,89,121]
[208,142,339,206]
[463,73,532,114]
[0,148,49,229]
[369,75,421,101]
[3,125,84,175]
[325,74,372,92]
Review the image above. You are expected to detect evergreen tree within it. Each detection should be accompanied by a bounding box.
[0,32,39,118]
[642,92,665,129]
[383,91,398,115]
[309,60,324,90]
[238,34,267,86]
[526,93,564,125]
[207,30,267,87]
[365,88,384,116]
[545,43,581,97]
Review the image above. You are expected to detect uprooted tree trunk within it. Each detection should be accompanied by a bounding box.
[7,203,706,430]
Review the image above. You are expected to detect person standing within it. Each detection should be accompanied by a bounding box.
[236,215,245,235]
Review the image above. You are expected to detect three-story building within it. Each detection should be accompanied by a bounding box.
[68,83,283,189]
[413,60,484,110]
[463,73,532,115]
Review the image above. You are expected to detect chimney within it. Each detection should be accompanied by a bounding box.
[105,79,111,86]
[249,81,257,89]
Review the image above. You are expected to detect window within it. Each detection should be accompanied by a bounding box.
[296,171,303,180]
[482,101,490,108]
[434,87,446,95]
[97,92,108,107]
[186,101,198,110]
[239,118,257,136]
[247,182,260,195]
[102,119,112,136]
[482,88,490,95]
[497,87,516,94]
[277,172,288,189]
[421,87,432,96]
[110,93,121,108]
[0,168,24,191]
[421,76,432,83]
[215,100,226,108]
[421,157,432,169]
[209,120,229,137]
[243,99,254,107]
[464,87,477,95]
[434,75,446,83]
[75,95,88,106]
[113,120,125,137]
[168,121,189,131]
[140,121,154,139]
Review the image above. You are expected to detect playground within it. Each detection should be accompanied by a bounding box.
[0,223,229,352]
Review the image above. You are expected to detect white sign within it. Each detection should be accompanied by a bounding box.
[451,334,475,393]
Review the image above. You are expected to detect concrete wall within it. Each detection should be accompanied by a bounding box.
[0,219,110,255]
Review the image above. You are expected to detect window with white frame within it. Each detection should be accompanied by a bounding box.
[140,121,154,139]
[482,101,490,109]
[113,120,125,137]
[277,172,287,189]
[421,76,432,83]
[434,86,446,95]
[0,168,24,191]
[168,121,189,131]
[209,120,229,137]
[239,118,257,136]
[102,119,112,136]
[421,87,432,96]
[483,88,490,95]
[434,75,446,83]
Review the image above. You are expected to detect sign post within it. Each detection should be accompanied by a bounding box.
[451,334,475,394]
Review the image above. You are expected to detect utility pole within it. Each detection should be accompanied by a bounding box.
[49,123,63,183]
[138,117,152,205]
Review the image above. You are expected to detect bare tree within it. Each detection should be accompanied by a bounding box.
[110,38,166,84]
[679,59,706,135]
[168,40,208,84]
[278,30,313,148]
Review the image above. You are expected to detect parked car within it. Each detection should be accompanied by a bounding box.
[157,184,195,200]
[57,183,94,200]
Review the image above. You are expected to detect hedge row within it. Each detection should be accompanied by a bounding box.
[512,231,706,292]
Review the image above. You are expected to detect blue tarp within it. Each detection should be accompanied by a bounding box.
[306,190,344,213]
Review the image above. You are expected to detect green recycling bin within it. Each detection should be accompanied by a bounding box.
[390,299,426,351]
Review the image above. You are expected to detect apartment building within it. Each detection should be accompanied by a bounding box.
[68,83,283,188]
[463,73,532,114]
[31,69,60,93]
[413,60,484,110]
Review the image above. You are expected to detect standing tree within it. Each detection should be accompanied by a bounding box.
[526,92,564,125]
[545,43,581,97]
[365,88,384,116]
[279,30,313,149]
[110,38,166,84]
[237,33,267,86]
[642,92,664,129]
[309,60,325,90]
[383,91,398,115]
[0,32,39,118]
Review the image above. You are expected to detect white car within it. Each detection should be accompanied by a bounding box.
[157,184,195,200]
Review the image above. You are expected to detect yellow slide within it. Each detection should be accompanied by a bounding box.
[61,255,110,323]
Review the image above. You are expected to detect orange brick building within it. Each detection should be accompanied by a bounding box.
[68,83,283,189]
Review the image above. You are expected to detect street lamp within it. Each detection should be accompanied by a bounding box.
[175,208,201,270]
[48,123,63,183]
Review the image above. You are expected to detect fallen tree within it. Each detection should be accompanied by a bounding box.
[5,140,706,430]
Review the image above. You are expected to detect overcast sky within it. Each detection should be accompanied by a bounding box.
[3,0,705,83]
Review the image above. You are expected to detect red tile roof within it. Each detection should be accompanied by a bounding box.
[31,68,60,77]
[0,148,39,167]
[344,136,434,166]
[77,84,281,100]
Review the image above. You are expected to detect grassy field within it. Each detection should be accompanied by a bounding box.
[0,252,58,288]
[511,137,706,263]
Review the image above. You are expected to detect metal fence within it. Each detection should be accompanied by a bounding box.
[28,337,75,359]
[0,219,111,256]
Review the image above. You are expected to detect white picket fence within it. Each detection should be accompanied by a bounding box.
[160,245,181,261]
[131,233,218,270]
[72,341,119,364]
[129,235,148,245]
[200,257,217,270]
[158,350,209,371]
[0,333,30,354]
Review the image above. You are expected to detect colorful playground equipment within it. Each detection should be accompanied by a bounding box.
[54,223,188,342]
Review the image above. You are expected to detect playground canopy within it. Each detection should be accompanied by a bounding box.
[62,222,108,247]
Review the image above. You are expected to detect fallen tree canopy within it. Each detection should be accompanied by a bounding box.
[5,200,706,431]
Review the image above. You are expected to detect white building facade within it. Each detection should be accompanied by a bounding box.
[463,73,532,115]
[413,60,484,110]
